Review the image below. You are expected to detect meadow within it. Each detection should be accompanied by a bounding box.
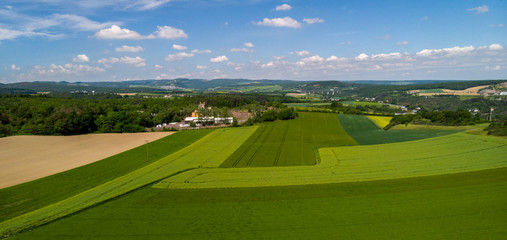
[220,112,357,167]
[2,112,506,239]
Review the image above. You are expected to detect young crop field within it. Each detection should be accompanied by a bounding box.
[0,129,212,223]
[220,112,357,167]
[338,114,457,145]
[156,132,507,189]
[11,167,507,239]
[0,127,257,237]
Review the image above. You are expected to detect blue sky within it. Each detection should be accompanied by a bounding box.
[0,0,506,82]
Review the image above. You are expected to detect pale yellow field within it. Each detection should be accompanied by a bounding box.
[0,132,173,189]
[366,116,392,128]
[416,85,492,96]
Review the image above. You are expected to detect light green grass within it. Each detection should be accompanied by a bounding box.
[0,127,257,238]
[420,89,445,93]
[220,112,357,167]
[0,130,213,223]
[338,114,458,145]
[155,133,507,189]
[12,167,507,239]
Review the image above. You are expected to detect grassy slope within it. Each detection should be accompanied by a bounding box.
[338,114,457,145]
[0,127,257,238]
[156,132,507,189]
[12,167,507,239]
[221,112,357,167]
[0,129,213,223]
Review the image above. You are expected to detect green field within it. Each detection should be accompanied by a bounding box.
[338,114,457,145]
[0,129,213,223]
[419,89,445,93]
[11,167,507,239]
[220,112,357,167]
[0,127,257,237]
[3,113,507,239]
[156,132,507,189]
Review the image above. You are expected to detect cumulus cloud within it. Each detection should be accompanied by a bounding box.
[326,56,344,62]
[255,17,301,28]
[416,45,475,57]
[28,64,105,76]
[94,25,186,40]
[396,41,409,45]
[371,52,402,60]
[94,25,154,39]
[489,44,504,50]
[191,49,212,54]
[291,50,311,56]
[11,64,20,71]
[155,26,188,39]
[98,56,146,67]
[172,44,187,50]
[154,64,163,70]
[467,5,489,14]
[165,52,194,61]
[115,45,144,52]
[355,53,369,61]
[303,18,325,24]
[244,42,254,48]
[210,55,229,63]
[72,54,90,63]
[275,4,292,11]
[196,65,208,69]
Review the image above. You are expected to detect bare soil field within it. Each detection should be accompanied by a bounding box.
[0,132,174,189]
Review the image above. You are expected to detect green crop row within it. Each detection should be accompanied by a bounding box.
[0,127,257,238]
[221,112,358,167]
[154,132,507,189]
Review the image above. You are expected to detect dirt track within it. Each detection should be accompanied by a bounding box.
[0,132,174,189]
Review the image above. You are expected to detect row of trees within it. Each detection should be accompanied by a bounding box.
[384,109,486,129]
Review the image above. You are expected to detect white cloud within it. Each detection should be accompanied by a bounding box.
[416,45,475,57]
[291,50,311,56]
[191,49,212,54]
[371,52,402,60]
[11,64,20,71]
[275,4,292,11]
[467,5,489,14]
[326,56,344,62]
[230,47,253,52]
[94,25,154,39]
[355,53,369,61]
[0,28,55,41]
[73,54,90,63]
[244,42,254,48]
[28,64,105,76]
[172,44,187,50]
[196,65,208,69]
[115,45,144,52]
[155,26,188,39]
[126,0,172,11]
[255,17,301,28]
[396,41,409,45]
[98,56,146,67]
[303,18,325,24]
[154,64,163,70]
[301,55,325,63]
[210,55,228,63]
[272,55,285,60]
[165,52,194,61]
[51,14,119,31]
[485,65,500,71]
[489,44,504,50]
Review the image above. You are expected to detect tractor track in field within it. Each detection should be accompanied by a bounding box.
[273,124,289,166]
[231,126,266,167]
[245,124,275,167]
